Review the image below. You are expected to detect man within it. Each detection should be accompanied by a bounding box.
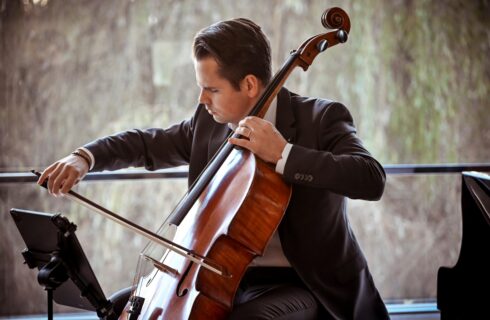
[39,18,389,319]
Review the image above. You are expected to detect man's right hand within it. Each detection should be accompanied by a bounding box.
[37,154,89,196]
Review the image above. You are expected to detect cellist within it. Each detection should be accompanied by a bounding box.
[38,18,390,320]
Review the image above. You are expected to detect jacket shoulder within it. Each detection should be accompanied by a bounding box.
[287,91,354,127]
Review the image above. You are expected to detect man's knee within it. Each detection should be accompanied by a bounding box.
[106,286,133,319]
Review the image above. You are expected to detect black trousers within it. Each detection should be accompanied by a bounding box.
[108,267,321,320]
[228,267,321,320]
[107,286,133,320]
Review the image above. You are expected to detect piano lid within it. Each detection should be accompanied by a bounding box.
[463,171,490,225]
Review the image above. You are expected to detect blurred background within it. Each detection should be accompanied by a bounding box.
[1,0,489,316]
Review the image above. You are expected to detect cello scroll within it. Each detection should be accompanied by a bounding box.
[295,7,351,70]
[321,7,351,33]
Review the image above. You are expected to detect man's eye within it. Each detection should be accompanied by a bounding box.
[210,89,219,93]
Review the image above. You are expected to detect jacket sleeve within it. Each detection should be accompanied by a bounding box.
[282,102,385,200]
[83,110,197,172]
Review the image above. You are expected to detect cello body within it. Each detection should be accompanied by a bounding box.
[120,148,291,319]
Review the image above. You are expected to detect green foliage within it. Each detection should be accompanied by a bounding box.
[382,0,490,163]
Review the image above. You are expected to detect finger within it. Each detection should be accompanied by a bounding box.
[228,137,253,151]
[38,163,57,185]
[38,169,51,186]
[47,163,63,194]
[238,118,249,127]
[60,171,78,194]
[241,116,266,127]
[235,126,251,138]
[51,167,70,196]
[238,117,256,128]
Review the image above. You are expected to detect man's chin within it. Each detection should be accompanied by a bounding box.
[212,115,227,124]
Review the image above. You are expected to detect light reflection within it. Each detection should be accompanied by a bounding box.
[31,0,49,6]
[22,0,50,11]
[148,15,158,26]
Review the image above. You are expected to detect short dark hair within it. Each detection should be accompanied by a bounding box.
[193,18,272,90]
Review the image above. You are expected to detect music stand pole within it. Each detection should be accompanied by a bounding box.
[47,288,53,320]
[36,252,69,320]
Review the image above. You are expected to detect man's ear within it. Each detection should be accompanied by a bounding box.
[241,75,261,98]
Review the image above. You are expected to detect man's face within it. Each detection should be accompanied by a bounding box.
[194,57,255,125]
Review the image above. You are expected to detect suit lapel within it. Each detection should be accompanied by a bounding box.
[276,88,297,143]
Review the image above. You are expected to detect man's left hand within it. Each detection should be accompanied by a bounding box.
[228,116,287,164]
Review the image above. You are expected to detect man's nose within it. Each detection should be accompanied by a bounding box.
[198,89,209,105]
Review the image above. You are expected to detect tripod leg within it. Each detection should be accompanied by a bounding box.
[47,288,53,320]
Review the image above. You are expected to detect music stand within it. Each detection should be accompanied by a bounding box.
[10,208,115,320]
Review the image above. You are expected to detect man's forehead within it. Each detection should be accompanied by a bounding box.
[194,58,227,84]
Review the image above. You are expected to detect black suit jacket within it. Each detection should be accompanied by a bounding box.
[85,88,389,319]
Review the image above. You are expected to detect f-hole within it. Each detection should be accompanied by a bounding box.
[176,262,193,297]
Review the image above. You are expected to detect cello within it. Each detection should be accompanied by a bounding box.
[124,8,350,319]
[36,7,350,320]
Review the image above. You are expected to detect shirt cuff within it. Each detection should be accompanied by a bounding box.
[275,143,293,175]
[78,147,95,171]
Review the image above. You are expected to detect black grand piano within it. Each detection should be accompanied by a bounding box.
[437,171,490,319]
